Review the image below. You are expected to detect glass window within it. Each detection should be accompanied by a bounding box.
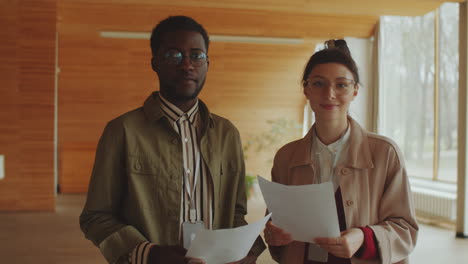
[379,3,459,183]
[379,12,435,181]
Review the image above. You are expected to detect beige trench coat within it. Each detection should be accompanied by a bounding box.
[268,117,418,264]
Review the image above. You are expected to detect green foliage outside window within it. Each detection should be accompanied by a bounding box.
[243,118,302,198]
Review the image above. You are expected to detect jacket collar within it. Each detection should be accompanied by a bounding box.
[346,117,374,169]
[289,116,374,170]
[289,128,314,168]
[143,91,215,132]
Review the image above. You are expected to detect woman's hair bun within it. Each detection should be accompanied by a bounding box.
[301,38,359,84]
[324,39,351,57]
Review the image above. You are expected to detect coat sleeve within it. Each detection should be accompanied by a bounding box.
[79,120,147,264]
[369,144,419,264]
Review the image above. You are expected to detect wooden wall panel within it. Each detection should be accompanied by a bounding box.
[204,42,312,178]
[60,142,95,193]
[57,2,315,192]
[0,0,56,211]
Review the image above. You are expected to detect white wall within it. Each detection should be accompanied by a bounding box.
[345,37,374,131]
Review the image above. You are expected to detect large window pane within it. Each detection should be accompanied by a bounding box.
[379,13,435,180]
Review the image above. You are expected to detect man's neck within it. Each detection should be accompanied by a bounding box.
[159,92,197,113]
[171,99,197,113]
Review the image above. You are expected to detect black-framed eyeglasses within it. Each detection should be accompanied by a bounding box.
[163,49,208,67]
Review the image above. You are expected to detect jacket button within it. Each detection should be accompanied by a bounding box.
[346,200,354,206]
[341,168,350,175]
[171,138,178,145]
[134,162,141,170]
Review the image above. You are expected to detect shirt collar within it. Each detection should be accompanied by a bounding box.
[287,116,373,170]
[143,91,219,136]
[313,122,351,155]
[159,93,199,125]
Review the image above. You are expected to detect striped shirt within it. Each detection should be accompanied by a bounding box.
[159,94,213,230]
[130,94,213,264]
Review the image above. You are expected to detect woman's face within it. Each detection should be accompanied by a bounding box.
[303,62,358,122]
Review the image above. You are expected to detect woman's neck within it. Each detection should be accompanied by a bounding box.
[314,117,348,145]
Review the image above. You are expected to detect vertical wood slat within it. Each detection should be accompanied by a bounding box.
[457,2,468,238]
[0,0,56,211]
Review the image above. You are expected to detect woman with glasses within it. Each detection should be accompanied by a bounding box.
[263,40,418,264]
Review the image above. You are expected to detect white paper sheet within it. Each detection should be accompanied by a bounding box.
[257,176,340,242]
[186,213,272,264]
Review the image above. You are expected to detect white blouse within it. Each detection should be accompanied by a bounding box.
[310,123,351,191]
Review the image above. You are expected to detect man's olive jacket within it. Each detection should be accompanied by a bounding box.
[80,92,265,263]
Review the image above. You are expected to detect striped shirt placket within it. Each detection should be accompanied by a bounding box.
[159,96,211,229]
[179,113,200,223]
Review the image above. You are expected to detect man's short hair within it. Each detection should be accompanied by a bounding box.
[150,16,210,56]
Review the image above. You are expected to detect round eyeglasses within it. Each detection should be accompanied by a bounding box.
[305,78,356,95]
[163,49,208,67]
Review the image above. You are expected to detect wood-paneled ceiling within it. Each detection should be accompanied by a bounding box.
[58,0,463,39]
[64,0,463,16]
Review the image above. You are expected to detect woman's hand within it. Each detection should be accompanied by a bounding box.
[313,228,364,259]
[263,221,293,246]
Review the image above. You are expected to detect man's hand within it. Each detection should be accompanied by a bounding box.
[148,245,205,264]
[313,228,364,259]
[263,221,293,246]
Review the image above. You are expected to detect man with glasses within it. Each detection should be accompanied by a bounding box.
[80,16,265,264]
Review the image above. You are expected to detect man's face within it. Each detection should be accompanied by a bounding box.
[152,30,209,102]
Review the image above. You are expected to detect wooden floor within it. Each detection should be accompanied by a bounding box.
[0,194,467,263]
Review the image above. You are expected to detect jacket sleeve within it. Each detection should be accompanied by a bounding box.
[233,127,247,228]
[232,127,266,257]
[79,120,147,263]
[369,145,419,264]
